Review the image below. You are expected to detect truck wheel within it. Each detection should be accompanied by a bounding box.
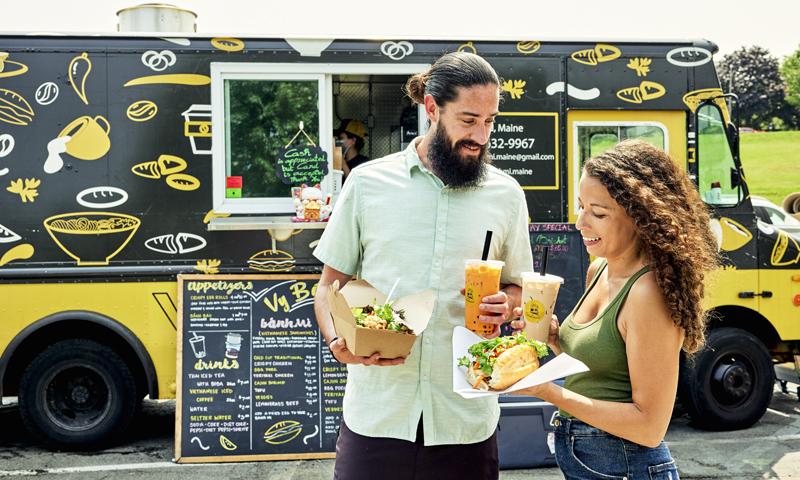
[18,339,138,450]
[678,327,774,430]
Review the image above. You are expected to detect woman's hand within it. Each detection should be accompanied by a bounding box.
[509,313,563,356]
[546,316,563,355]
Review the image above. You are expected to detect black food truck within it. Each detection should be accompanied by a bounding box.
[0,7,798,458]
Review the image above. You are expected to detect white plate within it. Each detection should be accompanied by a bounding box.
[452,326,589,398]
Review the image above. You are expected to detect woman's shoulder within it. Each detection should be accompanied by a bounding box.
[624,270,671,324]
[628,269,662,299]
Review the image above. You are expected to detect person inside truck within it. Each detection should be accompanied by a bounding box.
[313,52,531,480]
[513,139,719,480]
[334,118,370,179]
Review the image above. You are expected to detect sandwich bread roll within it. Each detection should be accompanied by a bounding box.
[466,343,540,391]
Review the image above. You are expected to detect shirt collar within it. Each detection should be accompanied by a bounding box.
[404,137,431,177]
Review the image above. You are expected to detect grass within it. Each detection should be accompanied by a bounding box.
[739,131,800,206]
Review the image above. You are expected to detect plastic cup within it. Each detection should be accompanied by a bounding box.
[520,272,564,344]
[189,335,206,358]
[225,333,242,359]
[464,259,505,335]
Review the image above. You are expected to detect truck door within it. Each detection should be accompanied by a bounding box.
[567,110,685,223]
[695,102,760,311]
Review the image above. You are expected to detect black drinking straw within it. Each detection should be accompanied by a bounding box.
[481,231,493,261]
[540,246,550,276]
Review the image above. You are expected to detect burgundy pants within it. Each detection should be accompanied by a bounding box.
[333,418,499,480]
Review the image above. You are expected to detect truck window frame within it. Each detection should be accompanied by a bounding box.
[210,62,429,215]
[695,102,742,208]
[571,121,669,217]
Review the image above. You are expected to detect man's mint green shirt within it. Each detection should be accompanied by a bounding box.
[314,139,533,446]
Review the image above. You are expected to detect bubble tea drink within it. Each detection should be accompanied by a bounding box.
[520,272,564,344]
[464,260,504,335]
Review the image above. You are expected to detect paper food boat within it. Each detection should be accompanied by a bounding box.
[327,279,435,359]
[452,326,589,398]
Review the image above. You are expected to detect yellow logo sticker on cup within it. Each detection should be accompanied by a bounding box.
[524,300,546,323]
[465,285,478,306]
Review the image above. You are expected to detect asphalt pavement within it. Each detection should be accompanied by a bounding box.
[1,381,799,479]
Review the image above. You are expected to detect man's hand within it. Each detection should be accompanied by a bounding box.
[328,337,406,366]
[459,283,521,339]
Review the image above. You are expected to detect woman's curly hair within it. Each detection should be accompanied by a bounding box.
[583,139,720,353]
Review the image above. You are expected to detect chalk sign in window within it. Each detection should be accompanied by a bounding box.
[274,146,329,185]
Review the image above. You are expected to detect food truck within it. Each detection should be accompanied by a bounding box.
[0,6,798,453]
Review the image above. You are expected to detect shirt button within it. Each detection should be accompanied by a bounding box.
[423,375,428,381]
[425,338,431,344]
[438,227,443,232]
[434,262,440,267]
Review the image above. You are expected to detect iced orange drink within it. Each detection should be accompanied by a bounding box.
[464,260,504,335]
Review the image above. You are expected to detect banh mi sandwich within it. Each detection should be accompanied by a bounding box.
[458,333,549,391]
[351,300,414,335]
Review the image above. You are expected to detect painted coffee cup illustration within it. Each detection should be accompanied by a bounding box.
[43,212,140,265]
[58,115,111,160]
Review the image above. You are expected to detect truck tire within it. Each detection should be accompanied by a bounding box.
[18,339,138,450]
[678,327,774,430]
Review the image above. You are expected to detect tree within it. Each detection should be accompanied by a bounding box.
[716,46,795,129]
[227,80,320,198]
[781,44,800,109]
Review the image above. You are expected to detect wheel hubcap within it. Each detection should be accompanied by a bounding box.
[71,385,91,404]
[710,356,754,407]
[44,365,112,432]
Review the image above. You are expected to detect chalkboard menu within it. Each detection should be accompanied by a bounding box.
[275,145,329,185]
[175,274,345,463]
[491,113,559,189]
[528,223,589,321]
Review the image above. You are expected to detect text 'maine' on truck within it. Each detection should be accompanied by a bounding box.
[0,12,798,449]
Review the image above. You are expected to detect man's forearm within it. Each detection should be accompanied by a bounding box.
[314,288,338,345]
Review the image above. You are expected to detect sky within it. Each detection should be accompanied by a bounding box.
[2,0,799,61]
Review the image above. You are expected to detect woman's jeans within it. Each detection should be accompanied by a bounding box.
[553,415,679,480]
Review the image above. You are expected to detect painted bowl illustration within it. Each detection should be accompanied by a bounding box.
[43,212,140,265]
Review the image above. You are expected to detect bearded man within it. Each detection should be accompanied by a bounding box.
[313,51,533,480]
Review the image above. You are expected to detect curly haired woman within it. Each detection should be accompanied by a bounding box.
[513,139,719,480]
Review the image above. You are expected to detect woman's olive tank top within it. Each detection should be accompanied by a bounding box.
[558,259,650,418]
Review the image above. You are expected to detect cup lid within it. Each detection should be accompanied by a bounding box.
[521,272,564,283]
[465,259,505,266]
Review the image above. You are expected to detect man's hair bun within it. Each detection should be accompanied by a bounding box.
[404,71,429,105]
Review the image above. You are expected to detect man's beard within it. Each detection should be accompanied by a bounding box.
[427,122,491,190]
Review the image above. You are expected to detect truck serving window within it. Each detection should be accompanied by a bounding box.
[697,104,740,206]
[210,63,427,217]
[211,65,327,215]
[225,79,319,200]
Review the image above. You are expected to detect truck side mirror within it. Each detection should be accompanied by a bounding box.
[730,167,740,189]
